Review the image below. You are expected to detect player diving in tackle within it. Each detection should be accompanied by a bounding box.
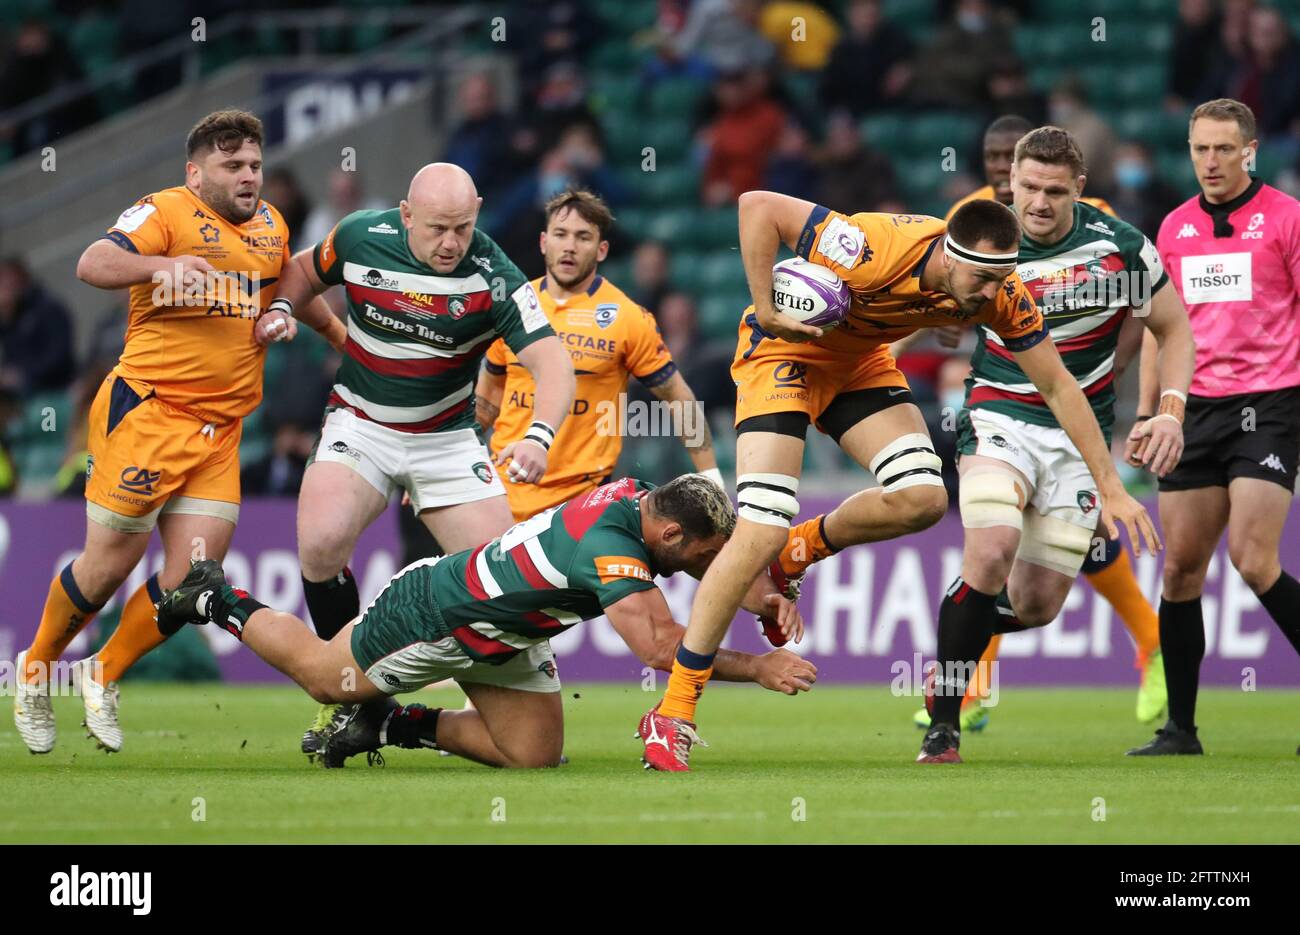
[916,126,1194,763]
[638,193,1161,771]
[155,475,816,768]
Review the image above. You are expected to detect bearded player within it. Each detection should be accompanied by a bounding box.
[639,193,1159,771]
[12,110,343,754]
[916,126,1194,764]
[1127,99,1300,756]
[155,475,816,768]
[478,188,723,524]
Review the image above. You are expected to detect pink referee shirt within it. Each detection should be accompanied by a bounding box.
[1157,180,1300,397]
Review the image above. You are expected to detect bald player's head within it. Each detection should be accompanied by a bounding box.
[400,162,483,273]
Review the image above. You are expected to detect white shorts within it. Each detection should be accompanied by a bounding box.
[363,638,561,696]
[964,408,1101,571]
[314,407,506,512]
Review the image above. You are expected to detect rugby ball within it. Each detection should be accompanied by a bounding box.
[772,257,850,329]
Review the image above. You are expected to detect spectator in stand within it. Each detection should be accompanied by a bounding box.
[908,0,1014,109]
[298,169,387,255]
[1167,0,1223,111]
[511,2,601,99]
[242,340,335,496]
[763,117,820,202]
[263,168,312,253]
[0,19,99,156]
[699,67,787,205]
[240,417,317,497]
[0,258,74,397]
[758,1,841,71]
[440,71,519,203]
[1108,141,1185,240]
[528,61,603,156]
[660,0,776,76]
[630,241,672,314]
[1225,7,1300,150]
[816,111,899,213]
[820,0,914,116]
[985,60,1046,126]
[1047,78,1117,192]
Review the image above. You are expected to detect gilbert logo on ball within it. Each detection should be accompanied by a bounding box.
[771,258,850,329]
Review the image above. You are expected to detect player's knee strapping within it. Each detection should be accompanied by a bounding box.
[737,473,800,527]
[958,465,1026,530]
[1018,511,1094,576]
[869,433,944,492]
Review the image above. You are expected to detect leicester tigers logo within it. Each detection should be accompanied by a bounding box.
[1077,490,1097,514]
[472,461,494,484]
[448,294,469,319]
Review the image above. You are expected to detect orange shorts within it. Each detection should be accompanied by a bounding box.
[85,372,242,532]
[732,313,910,436]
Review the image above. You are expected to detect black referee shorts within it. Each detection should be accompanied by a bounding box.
[1158,386,1300,493]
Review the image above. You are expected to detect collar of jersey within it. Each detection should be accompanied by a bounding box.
[539,274,603,297]
[1198,177,1263,228]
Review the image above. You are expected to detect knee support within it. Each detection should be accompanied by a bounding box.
[1018,510,1094,576]
[737,473,800,527]
[959,465,1027,530]
[869,433,944,492]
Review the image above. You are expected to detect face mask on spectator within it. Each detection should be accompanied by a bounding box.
[941,388,966,414]
[1115,160,1151,189]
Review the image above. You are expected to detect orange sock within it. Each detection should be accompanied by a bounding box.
[659,648,715,722]
[780,514,839,577]
[1085,548,1159,666]
[25,563,104,683]
[97,574,167,684]
[962,634,1001,710]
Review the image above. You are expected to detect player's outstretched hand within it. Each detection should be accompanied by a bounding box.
[754,648,818,695]
[254,309,297,346]
[755,305,823,344]
[1126,415,1183,478]
[496,438,547,484]
[1099,484,1162,557]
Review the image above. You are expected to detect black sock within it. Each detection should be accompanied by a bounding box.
[931,578,998,727]
[202,585,267,640]
[302,567,358,641]
[1255,570,1300,656]
[991,586,1031,633]
[1160,597,1205,732]
[381,703,443,749]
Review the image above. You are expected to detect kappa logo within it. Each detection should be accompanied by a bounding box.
[595,303,618,328]
[1260,453,1286,472]
[1176,223,1199,239]
[472,461,494,484]
[1077,490,1097,514]
[118,466,161,495]
[773,361,809,387]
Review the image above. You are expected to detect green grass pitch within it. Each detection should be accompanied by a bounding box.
[2,683,1296,843]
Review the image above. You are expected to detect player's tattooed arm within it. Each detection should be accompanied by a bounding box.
[648,372,717,468]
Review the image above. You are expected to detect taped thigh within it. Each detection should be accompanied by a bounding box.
[1017,509,1094,576]
[959,465,1027,530]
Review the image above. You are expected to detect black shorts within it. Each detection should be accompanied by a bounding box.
[1158,386,1300,492]
[736,386,916,443]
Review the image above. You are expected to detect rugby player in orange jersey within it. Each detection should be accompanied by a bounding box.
[639,193,1160,771]
[13,110,345,756]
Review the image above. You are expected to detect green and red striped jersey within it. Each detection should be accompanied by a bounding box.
[425,477,662,662]
[312,208,554,433]
[966,201,1168,441]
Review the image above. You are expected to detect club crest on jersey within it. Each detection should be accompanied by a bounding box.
[258,203,274,227]
[448,294,470,319]
[595,304,618,328]
[472,461,494,484]
[199,224,220,244]
[1077,490,1097,514]
[537,660,557,678]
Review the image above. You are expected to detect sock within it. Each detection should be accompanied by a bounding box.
[990,586,1026,633]
[962,634,1002,709]
[25,563,105,682]
[1159,596,1205,732]
[780,514,840,577]
[381,703,443,749]
[1255,570,1300,656]
[302,567,358,641]
[931,577,998,727]
[96,574,165,684]
[198,584,267,640]
[1085,547,1160,666]
[659,644,715,722]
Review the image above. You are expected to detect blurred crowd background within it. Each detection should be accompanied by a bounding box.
[2,0,1299,504]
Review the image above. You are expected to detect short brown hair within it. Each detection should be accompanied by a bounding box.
[947,199,1020,254]
[1013,125,1086,177]
[1189,98,1257,142]
[544,188,615,239]
[186,109,264,159]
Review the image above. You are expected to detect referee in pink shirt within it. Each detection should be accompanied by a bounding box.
[1126,99,1300,755]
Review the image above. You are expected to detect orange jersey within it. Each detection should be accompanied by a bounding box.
[781,207,1044,354]
[946,184,1116,220]
[103,185,290,423]
[485,275,676,519]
